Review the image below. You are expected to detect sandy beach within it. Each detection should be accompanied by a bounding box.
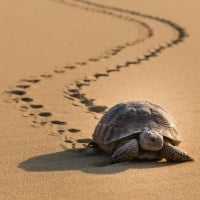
[0,0,200,199]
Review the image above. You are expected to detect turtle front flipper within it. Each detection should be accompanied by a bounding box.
[110,139,139,163]
[160,142,194,162]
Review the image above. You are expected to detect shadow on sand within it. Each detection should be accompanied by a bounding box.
[18,148,179,174]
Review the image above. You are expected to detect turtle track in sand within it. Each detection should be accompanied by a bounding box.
[4,0,187,149]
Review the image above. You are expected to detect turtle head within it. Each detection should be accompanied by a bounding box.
[139,130,164,151]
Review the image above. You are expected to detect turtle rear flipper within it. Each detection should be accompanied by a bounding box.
[160,142,194,162]
[84,141,102,155]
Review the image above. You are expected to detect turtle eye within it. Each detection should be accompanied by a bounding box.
[151,138,155,142]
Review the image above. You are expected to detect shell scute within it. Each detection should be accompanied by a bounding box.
[92,101,180,146]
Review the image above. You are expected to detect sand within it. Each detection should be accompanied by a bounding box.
[0,0,200,199]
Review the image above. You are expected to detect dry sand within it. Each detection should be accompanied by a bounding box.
[0,0,200,199]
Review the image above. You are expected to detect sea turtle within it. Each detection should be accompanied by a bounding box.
[88,101,193,163]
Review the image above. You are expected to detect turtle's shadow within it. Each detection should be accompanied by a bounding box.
[18,148,179,174]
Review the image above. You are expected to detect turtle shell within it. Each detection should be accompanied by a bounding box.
[92,101,180,148]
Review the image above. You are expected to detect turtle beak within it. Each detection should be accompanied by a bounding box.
[148,133,164,151]
[139,131,164,151]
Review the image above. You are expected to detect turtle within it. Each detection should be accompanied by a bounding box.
[88,101,193,163]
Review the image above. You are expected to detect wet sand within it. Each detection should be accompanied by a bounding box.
[0,0,199,199]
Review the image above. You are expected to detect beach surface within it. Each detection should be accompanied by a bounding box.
[0,0,199,199]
